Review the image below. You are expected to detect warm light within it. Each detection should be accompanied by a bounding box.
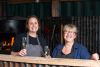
[11,37,14,46]
[4,41,6,46]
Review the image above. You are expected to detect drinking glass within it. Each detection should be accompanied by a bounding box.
[22,37,27,49]
[44,46,50,57]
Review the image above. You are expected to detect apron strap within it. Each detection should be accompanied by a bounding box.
[26,33,40,46]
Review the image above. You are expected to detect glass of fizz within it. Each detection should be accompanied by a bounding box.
[22,37,27,49]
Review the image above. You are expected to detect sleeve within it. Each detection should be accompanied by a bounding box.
[80,45,91,59]
[52,46,59,58]
[11,35,22,52]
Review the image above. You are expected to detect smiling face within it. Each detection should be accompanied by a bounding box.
[63,24,77,43]
[27,17,39,33]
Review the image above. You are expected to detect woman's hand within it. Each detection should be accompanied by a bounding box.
[91,53,99,60]
[19,49,27,56]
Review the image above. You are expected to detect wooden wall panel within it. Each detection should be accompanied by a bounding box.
[8,0,33,4]
[60,0,80,1]
[8,0,51,4]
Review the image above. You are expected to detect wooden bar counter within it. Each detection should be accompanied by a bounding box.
[0,54,100,67]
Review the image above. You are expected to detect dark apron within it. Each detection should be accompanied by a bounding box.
[26,44,43,56]
[25,34,43,57]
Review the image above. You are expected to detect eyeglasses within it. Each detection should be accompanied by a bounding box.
[64,31,76,34]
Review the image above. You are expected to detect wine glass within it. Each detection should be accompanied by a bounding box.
[22,37,27,49]
[44,46,50,57]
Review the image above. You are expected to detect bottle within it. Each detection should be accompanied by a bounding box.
[44,46,50,57]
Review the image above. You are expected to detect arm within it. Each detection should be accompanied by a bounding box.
[11,51,19,56]
[11,34,27,56]
[52,47,57,58]
[11,49,27,56]
[80,45,99,60]
[52,45,60,58]
[80,45,91,59]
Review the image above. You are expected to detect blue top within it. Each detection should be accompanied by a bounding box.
[52,42,91,59]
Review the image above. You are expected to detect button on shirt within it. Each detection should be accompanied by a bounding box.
[52,42,91,59]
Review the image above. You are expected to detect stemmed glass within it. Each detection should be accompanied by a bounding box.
[22,37,27,49]
[44,46,50,57]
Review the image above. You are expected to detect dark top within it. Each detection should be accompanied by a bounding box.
[11,33,47,53]
[52,42,91,59]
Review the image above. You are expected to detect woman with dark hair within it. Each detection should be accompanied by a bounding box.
[11,15,47,57]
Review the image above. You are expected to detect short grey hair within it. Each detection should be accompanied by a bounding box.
[63,24,78,33]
